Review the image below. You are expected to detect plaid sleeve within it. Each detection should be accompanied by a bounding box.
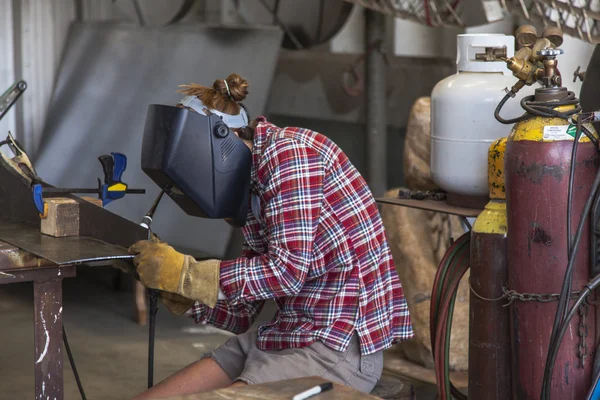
[219,139,325,303]
[187,300,265,334]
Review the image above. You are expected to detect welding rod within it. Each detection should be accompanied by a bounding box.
[141,190,165,231]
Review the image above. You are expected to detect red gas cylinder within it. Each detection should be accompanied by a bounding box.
[505,87,598,399]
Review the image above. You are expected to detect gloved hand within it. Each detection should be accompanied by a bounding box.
[128,240,221,308]
[109,233,160,275]
[110,259,135,275]
[160,291,194,315]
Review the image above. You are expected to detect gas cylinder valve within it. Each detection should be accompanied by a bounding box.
[537,48,564,88]
[502,25,565,96]
[504,55,540,95]
[538,48,564,57]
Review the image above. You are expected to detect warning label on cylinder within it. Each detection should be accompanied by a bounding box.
[543,125,577,141]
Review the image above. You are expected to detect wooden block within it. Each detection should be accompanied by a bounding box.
[40,198,80,237]
[81,196,103,207]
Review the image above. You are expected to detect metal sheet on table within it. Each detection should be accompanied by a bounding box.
[34,22,283,259]
[0,221,132,265]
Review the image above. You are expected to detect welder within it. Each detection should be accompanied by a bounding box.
[128,73,413,399]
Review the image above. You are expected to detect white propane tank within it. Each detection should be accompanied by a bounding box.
[430,34,528,208]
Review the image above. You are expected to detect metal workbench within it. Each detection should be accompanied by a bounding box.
[0,241,76,400]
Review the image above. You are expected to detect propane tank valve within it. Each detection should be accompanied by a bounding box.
[475,46,508,62]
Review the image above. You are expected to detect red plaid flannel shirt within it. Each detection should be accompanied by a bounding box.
[188,117,413,355]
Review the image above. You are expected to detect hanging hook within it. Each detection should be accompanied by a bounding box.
[341,40,389,97]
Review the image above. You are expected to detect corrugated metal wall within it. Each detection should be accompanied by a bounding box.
[0,0,123,157]
[0,0,17,143]
[1,0,76,156]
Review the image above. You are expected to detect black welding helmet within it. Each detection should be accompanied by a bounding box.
[141,97,252,228]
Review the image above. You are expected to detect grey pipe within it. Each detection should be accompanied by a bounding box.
[365,9,387,197]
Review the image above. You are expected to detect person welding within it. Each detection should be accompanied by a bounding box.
[128,73,413,399]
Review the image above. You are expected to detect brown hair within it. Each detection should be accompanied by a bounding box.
[178,73,256,140]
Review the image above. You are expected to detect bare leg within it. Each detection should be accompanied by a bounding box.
[133,357,232,400]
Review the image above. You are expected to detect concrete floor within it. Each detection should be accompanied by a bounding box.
[0,265,439,400]
[0,265,247,399]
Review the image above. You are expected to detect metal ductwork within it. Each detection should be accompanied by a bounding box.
[503,0,600,44]
[343,0,505,27]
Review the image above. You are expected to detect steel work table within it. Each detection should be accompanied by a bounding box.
[0,241,75,400]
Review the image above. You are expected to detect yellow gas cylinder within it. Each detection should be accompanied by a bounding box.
[469,137,510,400]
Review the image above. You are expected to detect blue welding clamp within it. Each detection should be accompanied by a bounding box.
[32,153,142,216]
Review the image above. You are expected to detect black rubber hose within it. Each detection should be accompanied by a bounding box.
[461,216,472,231]
[583,125,599,148]
[543,273,600,399]
[567,125,579,253]
[148,289,159,389]
[563,118,582,321]
[494,93,531,125]
[63,324,87,400]
[545,119,583,375]
[542,166,600,399]
[521,92,581,120]
[495,91,582,126]
[546,117,597,395]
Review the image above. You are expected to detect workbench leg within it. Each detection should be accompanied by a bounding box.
[34,278,64,400]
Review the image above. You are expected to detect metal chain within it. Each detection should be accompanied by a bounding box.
[471,281,591,366]
[578,300,589,368]
[469,280,581,307]
[502,287,581,306]
[469,279,506,302]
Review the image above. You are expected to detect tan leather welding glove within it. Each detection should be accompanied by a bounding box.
[159,291,194,316]
[128,240,221,308]
[110,233,160,275]
[110,259,135,274]
[178,257,221,308]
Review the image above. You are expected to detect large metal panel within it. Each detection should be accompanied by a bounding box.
[35,22,282,258]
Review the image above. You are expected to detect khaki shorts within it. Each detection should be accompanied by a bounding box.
[201,330,383,394]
